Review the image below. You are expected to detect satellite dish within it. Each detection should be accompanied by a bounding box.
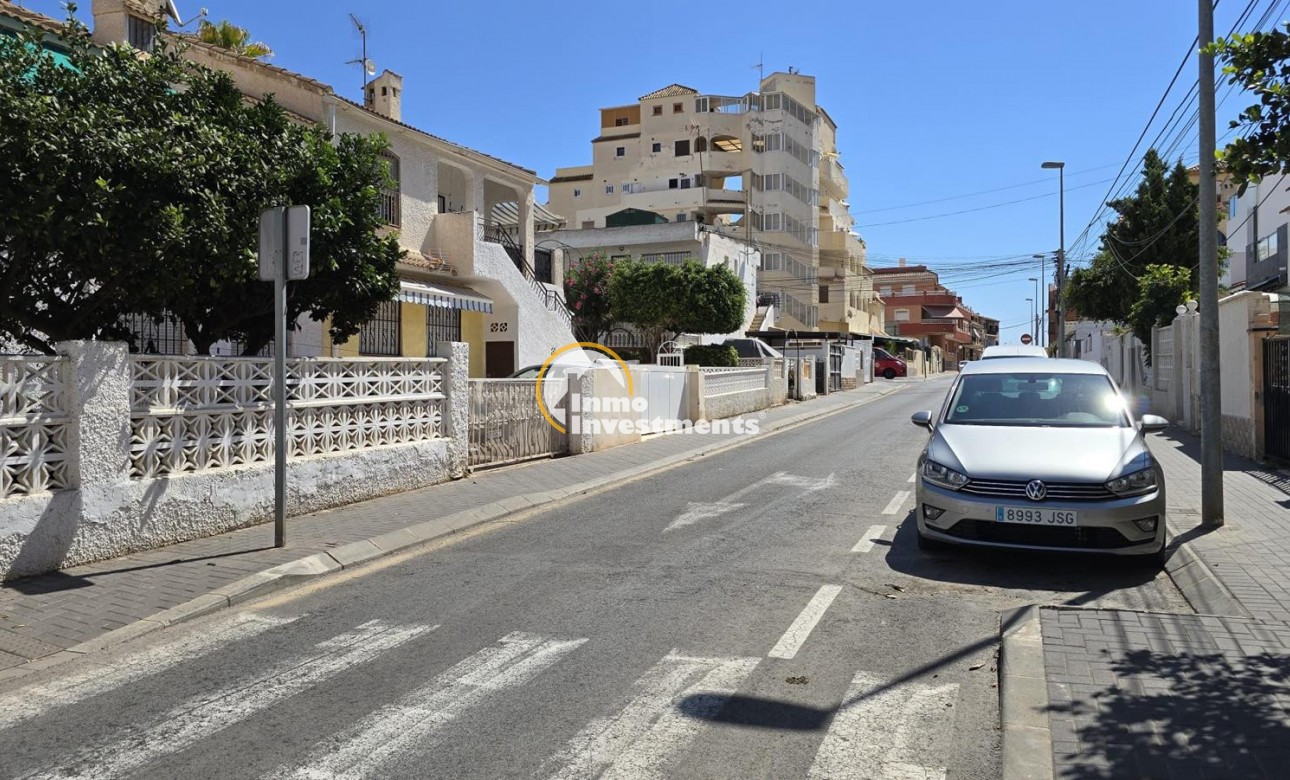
[365,59,377,76]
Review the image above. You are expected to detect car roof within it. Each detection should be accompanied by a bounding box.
[959,357,1110,375]
[981,344,1048,358]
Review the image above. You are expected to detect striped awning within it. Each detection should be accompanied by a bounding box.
[397,280,493,313]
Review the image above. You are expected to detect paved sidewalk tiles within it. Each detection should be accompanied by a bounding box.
[0,380,915,671]
[1041,606,1290,780]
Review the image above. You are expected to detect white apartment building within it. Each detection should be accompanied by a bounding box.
[1225,173,1290,293]
[548,73,881,336]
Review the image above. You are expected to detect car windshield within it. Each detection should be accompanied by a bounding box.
[944,372,1129,427]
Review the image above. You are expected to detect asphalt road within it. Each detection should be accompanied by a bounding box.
[0,377,1190,780]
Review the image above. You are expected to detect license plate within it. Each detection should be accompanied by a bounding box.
[995,507,1078,526]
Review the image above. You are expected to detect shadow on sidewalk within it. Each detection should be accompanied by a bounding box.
[1047,647,1290,779]
[2,546,274,595]
[1153,429,1290,499]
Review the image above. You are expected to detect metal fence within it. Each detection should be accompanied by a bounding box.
[469,378,567,468]
[1265,338,1290,462]
[1154,325,1173,391]
[701,366,767,399]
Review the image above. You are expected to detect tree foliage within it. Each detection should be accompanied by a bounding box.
[1064,149,1203,361]
[1128,264,1193,359]
[197,19,273,60]
[0,15,402,355]
[563,253,617,343]
[609,260,746,359]
[1209,25,1290,185]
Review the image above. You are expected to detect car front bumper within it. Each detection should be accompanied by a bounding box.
[914,477,1166,556]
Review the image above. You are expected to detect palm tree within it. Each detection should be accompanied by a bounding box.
[196,20,273,60]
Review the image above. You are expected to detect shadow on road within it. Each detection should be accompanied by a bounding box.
[881,512,1161,603]
[1047,647,1290,779]
[678,693,831,731]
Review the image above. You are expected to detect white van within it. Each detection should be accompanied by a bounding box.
[981,344,1048,359]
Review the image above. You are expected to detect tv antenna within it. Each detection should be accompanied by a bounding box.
[752,53,764,85]
[345,13,376,98]
[162,1,208,27]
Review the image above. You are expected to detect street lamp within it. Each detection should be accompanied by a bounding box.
[1032,253,1047,346]
[1028,277,1039,343]
[1041,161,1066,357]
[1026,297,1034,344]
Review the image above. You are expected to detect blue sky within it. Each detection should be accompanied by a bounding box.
[25,0,1267,339]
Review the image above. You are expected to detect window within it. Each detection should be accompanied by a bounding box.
[573,188,582,197]
[695,137,708,153]
[675,213,687,222]
[762,93,782,111]
[126,15,156,51]
[360,300,401,356]
[614,117,630,127]
[653,105,663,116]
[621,182,634,194]
[679,178,691,189]
[669,178,679,189]
[582,220,595,229]
[819,284,830,304]
[879,286,892,297]
[1257,231,1279,261]
[379,152,401,226]
[894,308,911,322]
[763,212,782,231]
[615,146,626,158]
[764,133,782,152]
[605,184,614,194]
[673,102,683,113]
[762,252,784,271]
[425,307,461,357]
[675,139,691,156]
[652,142,662,153]
[902,284,916,296]
[945,373,1129,428]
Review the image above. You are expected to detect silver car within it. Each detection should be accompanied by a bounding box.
[910,358,1168,560]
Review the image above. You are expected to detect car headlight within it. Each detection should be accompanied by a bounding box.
[922,460,969,490]
[1106,467,1158,497]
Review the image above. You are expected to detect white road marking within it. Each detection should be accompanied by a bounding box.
[807,671,959,780]
[766,472,837,491]
[543,652,760,780]
[0,614,295,732]
[767,585,843,660]
[22,620,434,780]
[274,631,586,779]
[908,473,917,483]
[664,502,747,532]
[850,524,889,554]
[882,490,912,515]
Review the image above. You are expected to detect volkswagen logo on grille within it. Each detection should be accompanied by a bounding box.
[1025,480,1048,502]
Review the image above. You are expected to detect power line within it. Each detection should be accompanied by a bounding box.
[859,178,1115,228]
[852,163,1121,215]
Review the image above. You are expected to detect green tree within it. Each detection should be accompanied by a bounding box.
[1128,264,1193,360]
[197,19,273,60]
[0,15,401,355]
[563,253,617,343]
[609,260,746,359]
[1209,25,1290,185]
[1064,149,1202,354]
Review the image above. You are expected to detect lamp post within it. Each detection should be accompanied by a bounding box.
[1028,277,1039,343]
[1041,162,1066,357]
[1026,297,1034,345]
[1032,253,1047,346]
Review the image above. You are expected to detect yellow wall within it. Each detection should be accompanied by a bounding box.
[321,318,361,357]
[462,311,486,377]
[401,302,427,357]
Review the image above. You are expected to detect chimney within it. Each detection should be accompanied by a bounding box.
[898,257,907,267]
[365,70,403,122]
[91,0,163,49]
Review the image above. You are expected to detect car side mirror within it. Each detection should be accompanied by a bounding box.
[1140,414,1169,433]
[911,410,933,429]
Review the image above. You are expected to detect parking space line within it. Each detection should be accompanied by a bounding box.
[881,491,911,515]
[850,525,888,554]
[768,585,843,660]
[908,473,916,483]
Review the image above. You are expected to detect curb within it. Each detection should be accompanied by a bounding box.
[0,381,916,684]
[999,605,1054,780]
[1162,527,1251,619]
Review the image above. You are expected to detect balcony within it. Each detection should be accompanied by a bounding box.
[700,151,746,176]
[883,290,959,307]
[820,157,848,199]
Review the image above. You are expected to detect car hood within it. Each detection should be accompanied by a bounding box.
[928,423,1149,482]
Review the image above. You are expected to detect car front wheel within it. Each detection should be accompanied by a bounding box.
[883,368,896,380]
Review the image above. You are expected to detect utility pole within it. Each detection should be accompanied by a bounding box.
[1197,0,1225,526]
[1042,162,1067,356]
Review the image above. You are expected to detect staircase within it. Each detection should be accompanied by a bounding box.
[749,305,774,332]
[479,222,572,326]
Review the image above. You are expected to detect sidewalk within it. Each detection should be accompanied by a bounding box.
[0,379,916,679]
[1009,428,1290,779]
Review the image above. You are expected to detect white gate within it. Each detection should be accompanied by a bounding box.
[629,365,689,433]
[468,378,567,468]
